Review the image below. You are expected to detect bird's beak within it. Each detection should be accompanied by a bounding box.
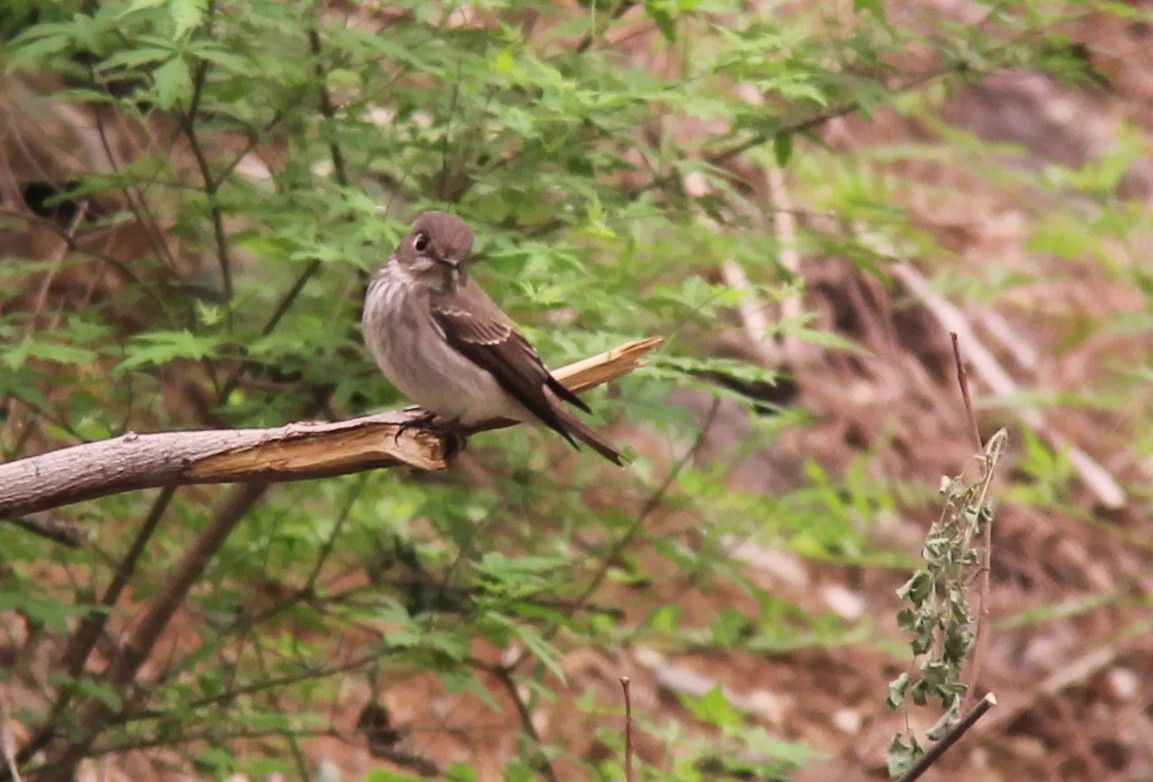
[430,251,458,269]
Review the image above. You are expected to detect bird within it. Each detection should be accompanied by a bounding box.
[362,210,625,465]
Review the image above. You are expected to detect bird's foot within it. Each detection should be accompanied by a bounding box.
[395,412,468,459]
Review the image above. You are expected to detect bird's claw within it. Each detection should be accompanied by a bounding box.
[394,412,468,459]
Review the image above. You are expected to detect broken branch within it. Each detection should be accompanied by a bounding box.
[0,337,663,523]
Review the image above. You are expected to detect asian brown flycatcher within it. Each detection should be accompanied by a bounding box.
[362,211,624,465]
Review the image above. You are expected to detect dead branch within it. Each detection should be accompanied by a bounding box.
[896,692,997,782]
[0,337,663,523]
[620,677,634,782]
[951,335,993,713]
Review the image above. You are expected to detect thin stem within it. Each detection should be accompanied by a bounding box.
[507,395,719,674]
[489,665,560,782]
[6,516,85,547]
[89,89,177,271]
[63,485,179,676]
[951,333,983,452]
[620,677,633,782]
[307,27,350,189]
[181,59,235,309]
[579,397,719,604]
[963,431,1006,708]
[303,474,369,592]
[897,693,996,782]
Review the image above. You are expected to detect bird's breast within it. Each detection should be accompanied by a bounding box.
[363,279,530,425]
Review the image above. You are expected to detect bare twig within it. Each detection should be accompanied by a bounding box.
[1,196,90,449]
[88,88,177,271]
[504,392,715,677]
[888,260,1125,509]
[719,166,805,368]
[0,209,164,308]
[0,337,663,525]
[6,515,86,548]
[307,26,350,189]
[574,394,718,609]
[180,61,235,307]
[953,335,993,710]
[64,485,178,674]
[950,334,982,452]
[24,198,89,326]
[896,693,996,782]
[620,677,634,782]
[130,483,267,690]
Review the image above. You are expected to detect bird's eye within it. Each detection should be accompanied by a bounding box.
[413,232,430,253]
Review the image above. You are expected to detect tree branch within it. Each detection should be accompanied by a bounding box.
[0,337,662,523]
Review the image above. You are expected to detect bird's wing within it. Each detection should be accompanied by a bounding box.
[431,284,591,447]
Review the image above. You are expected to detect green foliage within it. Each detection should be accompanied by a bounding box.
[0,0,1107,779]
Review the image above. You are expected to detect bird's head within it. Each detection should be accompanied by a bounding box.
[394,210,474,290]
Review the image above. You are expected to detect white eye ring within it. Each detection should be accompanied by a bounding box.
[413,232,430,253]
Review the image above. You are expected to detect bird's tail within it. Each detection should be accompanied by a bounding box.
[551,403,627,466]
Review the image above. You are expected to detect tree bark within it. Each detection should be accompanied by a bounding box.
[0,336,662,522]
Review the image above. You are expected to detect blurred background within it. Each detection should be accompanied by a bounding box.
[2,1,1152,780]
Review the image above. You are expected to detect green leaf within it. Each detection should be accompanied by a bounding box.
[6,30,75,69]
[67,676,124,712]
[785,324,871,353]
[644,0,677,43]
[887,732,922,778]
[897,570,932,606]
[925,697,961,741]
[99,45,173,71]
[366,771,425,782]
[886,672,909,708]
[0,590,89,632]
[116,330,222,374]
[153,55,192,109]
[683,684,744,728]
[118,0,167,19]
[2,337,97,369]
[646,604,683,633]
[710,607,751,646]
[188,41,250,74]
[168,0,207,38]
[773,132,793,166]
[488,614,567,683]
[445,763,478,782]
[439,668,501,711]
